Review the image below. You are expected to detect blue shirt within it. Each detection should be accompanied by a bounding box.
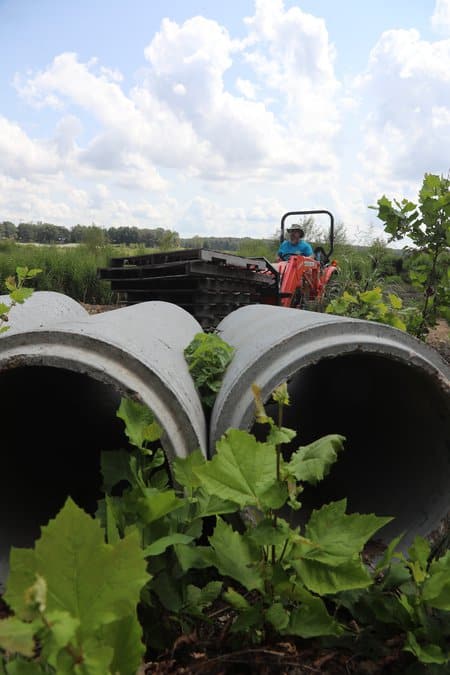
[278,239,313,260]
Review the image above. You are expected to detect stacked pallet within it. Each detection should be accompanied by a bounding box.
[98,249,278,328]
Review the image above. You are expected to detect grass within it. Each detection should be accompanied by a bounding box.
[0,241,156,304]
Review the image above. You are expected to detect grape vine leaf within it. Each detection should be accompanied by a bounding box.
[287,435,345,485]
[209,518,264,591]
[195,429,285,509]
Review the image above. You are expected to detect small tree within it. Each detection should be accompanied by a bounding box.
[371,173,450,337]
[81,224,108,250]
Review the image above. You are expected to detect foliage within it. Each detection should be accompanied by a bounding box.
[99,387,393,653]
[184,332,235,408]
[0,266,41,334]
[325,286,419,332]
[0,243,116,304]
[371,172,450,337]
[1,385,448,670]
[0,221,180,248]
[0,499,149,674]
[235,238,279,260]
[337,537,450,667]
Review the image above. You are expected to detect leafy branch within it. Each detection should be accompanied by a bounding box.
[0,266,41,334]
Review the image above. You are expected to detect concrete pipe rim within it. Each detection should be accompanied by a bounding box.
[0,329,207,462]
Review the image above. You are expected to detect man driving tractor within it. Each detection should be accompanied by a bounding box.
[277,224,313,261]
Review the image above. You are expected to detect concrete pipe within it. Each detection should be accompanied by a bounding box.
[210,304,450,549]
[0,293,206,583]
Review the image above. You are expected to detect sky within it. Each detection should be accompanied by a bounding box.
[0,0,449,241]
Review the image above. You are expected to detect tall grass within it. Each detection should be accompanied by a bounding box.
[0,242,130,304]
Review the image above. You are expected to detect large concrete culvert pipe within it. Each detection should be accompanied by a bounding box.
[0,292,206,584]
[210,304,450,549]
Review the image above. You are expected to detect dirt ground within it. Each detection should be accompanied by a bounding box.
[426,319,450,363]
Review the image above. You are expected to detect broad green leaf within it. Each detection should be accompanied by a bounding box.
[292,557,372,594]
[174,544,214,572]
[4,549,37,621]
[284,587,342,638]
[266,426,297,446]
[408,560,426,585]
[223,588,250,610]
[143,533,194,557]
[143,421,163,443]
[266,603,290,631]
[116,398,157,449]
[193,488,239,518]
[195,429,281,509]
[230,606,263,634]
[0,617,36,657]
[40,610,80,668]
[299,499,392,564]
[287,435,345,485]
[0,303,10,315]
[388,315,407,331]
[359,287,382,304]
[172,449,205,489]
[24,575,47,615]
[388,293,403,309]
[15,267,29,282]
[245,518,292,548]
[105,495,120,545]
[152,570,183,612]
[98,614,145,675]
[404,632,448,665]
[100,450,132,491]
[73,637,114,675]
[26,269,42,279]
[5,498,149,637]
[5,661,45,675]
[209,518,263,592]
[4,277,16,292]
[408,536,430,570]
[422,550,450,610]
[184,582,222,613]
[138,489,183,523]
[342,290,357,303]
[9,288,33,304]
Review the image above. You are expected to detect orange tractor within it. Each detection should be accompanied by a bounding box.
[273,210,338,310]
[99,209,339,328]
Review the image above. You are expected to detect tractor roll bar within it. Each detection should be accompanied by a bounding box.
[280,210,335,258]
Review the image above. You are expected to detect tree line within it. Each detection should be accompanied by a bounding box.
[0,221,181,248]
[0,221,279,251]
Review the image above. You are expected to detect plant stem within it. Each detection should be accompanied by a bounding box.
[417,246,440,337]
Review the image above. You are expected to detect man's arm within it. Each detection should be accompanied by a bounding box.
[277,240,286,261]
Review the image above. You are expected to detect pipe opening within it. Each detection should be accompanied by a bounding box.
[0,366,125,584]
[265,353,449,546]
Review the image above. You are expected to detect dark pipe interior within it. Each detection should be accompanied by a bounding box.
[263,354,449,547]
[0,366,125,585]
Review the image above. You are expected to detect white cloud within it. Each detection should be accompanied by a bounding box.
[235,78,257,99]
[0,116,60,177]
[2,1,447,238]
[431,0,450,35]
[354,27,450,196]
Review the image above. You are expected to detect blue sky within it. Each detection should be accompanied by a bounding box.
[0,0,449,239]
